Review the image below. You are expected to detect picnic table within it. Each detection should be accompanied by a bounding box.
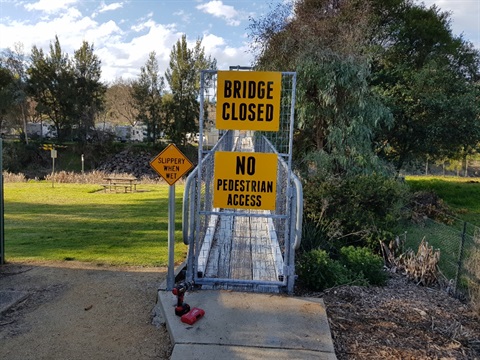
[101,176,138,193]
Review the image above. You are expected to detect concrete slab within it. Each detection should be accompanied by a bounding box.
[0,290,29,314]
[158,289,337,360]
[171,344,338,360]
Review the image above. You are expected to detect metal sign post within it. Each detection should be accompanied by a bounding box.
[150,144,193,290]
[0,138,4,265]
[51,148,57,188]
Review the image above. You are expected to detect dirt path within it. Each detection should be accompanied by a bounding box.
[0,261,172,360]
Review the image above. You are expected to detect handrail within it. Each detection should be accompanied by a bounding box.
[292,174,303,250]
[182,166,198,245]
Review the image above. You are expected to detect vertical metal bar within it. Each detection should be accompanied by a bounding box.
[167,184,176,290]
[0,138,4,265]
[455,221,467,296]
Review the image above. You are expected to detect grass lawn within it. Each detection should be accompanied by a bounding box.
[406,175,480,226]
[404,176,480,280]
[4,182,188,267]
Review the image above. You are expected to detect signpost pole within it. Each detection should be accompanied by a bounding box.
[167,184,175,291]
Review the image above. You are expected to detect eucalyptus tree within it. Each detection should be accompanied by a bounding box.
[132,51,164,142]
[249,0,391,175]
[370,2,480,170]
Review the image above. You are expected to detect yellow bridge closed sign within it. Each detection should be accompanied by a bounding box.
[213,151,278,210]
[216,71,281,131]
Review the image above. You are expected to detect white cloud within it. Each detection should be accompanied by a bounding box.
[98,2,123,13]
[24,0,79,14]
[196,1,241,26]
[173,10,192,24]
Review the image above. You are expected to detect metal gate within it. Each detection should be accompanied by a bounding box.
[182,71,302,293]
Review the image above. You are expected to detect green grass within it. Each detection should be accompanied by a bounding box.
[406,175,480,226]
[404,176,480,280]
[4,182,188,266]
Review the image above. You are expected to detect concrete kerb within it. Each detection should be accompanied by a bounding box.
[156,263,338,360]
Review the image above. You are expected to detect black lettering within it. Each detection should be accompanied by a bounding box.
[227,194,233,206]
[231,102,238,120]
[258,81,265,99]
[233,80,241,98]
[239,103,247,120]
[222,103,230,120]
[247,157,255,175]
[257,103,264,121]
[256,195,262,206]
[266,104,273,122]
[217,179,223,191]
[267,181,273,193]
[236,156,246,175]
[248,81,256,98]
[248,103,256,121]
[266,81,274,99]
[224,80,232,98]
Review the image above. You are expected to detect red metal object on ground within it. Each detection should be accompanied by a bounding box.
[181,307,205,325]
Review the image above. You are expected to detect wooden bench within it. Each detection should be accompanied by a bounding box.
[101,177,138,193]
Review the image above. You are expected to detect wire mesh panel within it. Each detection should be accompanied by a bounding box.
[183,70,301,293]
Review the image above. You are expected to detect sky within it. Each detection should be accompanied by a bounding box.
[0,0,479,84]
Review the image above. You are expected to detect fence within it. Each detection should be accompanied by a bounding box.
[400,215,480,310]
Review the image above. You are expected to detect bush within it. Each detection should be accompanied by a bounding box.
[339,246,387,286]
[303,173,409,251]
[297,249,351,291]
[296,246,387,291]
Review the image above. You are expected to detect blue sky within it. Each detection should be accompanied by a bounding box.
[0,0,478,83]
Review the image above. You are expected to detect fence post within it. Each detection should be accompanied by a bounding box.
[454,221,467,296]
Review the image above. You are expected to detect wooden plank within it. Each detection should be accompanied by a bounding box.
[267,215,284,281]
[197,213,218,277]
[229,215,252,280]
[217,214,234,279]
[251,215,277,281]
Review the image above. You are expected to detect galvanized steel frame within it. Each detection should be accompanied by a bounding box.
[182,70,301,293]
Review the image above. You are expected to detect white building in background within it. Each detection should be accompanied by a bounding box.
[26,122,57,139]
[131,124,147,142]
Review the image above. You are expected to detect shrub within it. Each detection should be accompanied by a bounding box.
[296,249,351,291]
[296,246,388,291]
[339,246,388,286]
[303,173,410,251]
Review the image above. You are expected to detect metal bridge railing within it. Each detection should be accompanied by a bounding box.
[182,130,303,293]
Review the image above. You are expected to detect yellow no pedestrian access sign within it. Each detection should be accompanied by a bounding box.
[150,144,193,185]
[213,151,278,210]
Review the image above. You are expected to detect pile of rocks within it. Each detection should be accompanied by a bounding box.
[96,149,158,179]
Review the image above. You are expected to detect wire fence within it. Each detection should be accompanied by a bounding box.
[399,215,480,311]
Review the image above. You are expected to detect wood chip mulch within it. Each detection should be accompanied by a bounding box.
[316,274,480,359]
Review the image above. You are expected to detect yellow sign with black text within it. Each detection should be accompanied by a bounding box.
[216,71,281,131]
[150,144,193,185]
[213,151,277,210]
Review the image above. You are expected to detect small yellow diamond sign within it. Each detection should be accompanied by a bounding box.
[150,144,193,185]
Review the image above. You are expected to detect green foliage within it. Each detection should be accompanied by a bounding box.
[339,246,387,286]
[132,51,164,143]
[296,246,387,292]
[164,35,215,145]
[27,37,106,142]
[371,3,480,169]
[296,249,352,291]
[303,173,410,250]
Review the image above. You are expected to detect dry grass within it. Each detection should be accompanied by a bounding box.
[3,170,184,185]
